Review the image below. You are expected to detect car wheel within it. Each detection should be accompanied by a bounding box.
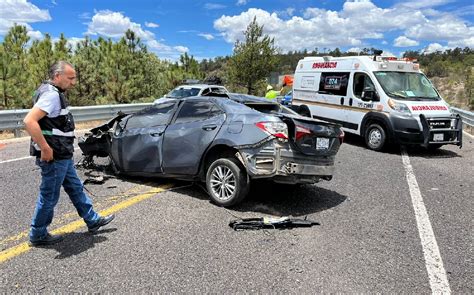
[365,123,386,151]
[206,158,249,207]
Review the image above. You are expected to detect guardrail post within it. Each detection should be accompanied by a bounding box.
[13,128,22,138]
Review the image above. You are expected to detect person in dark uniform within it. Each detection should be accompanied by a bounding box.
[23,61,114,246]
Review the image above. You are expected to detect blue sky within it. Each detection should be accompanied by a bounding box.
[1,0,473,60]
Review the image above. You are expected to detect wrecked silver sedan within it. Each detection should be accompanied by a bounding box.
[79,94,344,207]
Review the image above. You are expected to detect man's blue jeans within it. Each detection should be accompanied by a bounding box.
[30,158,100,241]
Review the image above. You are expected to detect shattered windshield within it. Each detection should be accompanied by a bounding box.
[374,71,440,101]
[166,87,201,98]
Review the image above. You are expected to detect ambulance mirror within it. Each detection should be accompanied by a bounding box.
[362,88,379,102]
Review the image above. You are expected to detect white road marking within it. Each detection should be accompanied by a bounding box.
[0,148,80,164]
[401,148,451,294]
[0,156,33,164]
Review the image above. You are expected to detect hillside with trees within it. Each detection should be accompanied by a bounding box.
[1,24,472,110]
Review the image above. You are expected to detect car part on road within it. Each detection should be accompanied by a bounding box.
[229,216,320,230]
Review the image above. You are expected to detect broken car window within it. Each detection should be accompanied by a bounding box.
[125,102,176,129]
[174,101,215,124]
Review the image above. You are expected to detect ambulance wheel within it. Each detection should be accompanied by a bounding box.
[206,158,249,207]
[365,123,386,151]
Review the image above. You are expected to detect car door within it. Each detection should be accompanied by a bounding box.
[162,99,225,175]
[110,101,177,173]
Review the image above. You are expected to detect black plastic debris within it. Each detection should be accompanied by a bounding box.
[82,171,114,185]
[229,216,320,230]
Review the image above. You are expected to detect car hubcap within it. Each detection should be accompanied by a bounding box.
[210,165,236,201]
[369,128,382,147]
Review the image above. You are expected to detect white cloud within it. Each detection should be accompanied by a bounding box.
[347,47,361,53]
[394,36,419,47]
[396,0,454,9]
[205,3,226,10]
[277,7,295,18]
[174,46,189,53]
[198,33,214,40]
[27,30,43,40]
[86,10,154,40]
[237,0,249,5]
[66,37,85,51]
[0,0,51,35]
[214,3,474,53]
[423,43,449,53]
[145,22,159,28]
[146,40,188,60]
[405,15,473,42]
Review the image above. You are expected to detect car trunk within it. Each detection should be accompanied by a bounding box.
[280,114,342,156]
[242,102,342,156]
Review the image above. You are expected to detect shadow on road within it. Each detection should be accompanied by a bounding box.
[150,179,347,217]
[76,158,347,217]
[403,145,462,159]
[233,181,347,217]
[35,228,117,260]
[342,133,464,158]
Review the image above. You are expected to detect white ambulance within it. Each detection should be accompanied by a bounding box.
[291,54,463,151]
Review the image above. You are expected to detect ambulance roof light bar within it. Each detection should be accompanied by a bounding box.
[373,49,383,61]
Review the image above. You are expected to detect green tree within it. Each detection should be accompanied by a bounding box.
[0,24,30,108]
[227,17,278,94]
[28,34,54,95]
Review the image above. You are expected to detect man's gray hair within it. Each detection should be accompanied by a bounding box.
[48,61,74,80]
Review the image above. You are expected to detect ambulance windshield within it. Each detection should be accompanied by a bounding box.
[374,72,440,101]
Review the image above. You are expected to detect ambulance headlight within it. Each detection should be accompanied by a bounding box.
[388,99,411,116]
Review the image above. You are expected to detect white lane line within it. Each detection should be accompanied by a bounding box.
[0,148,80,164]
[0,156,33,164]
[401,148,451,294]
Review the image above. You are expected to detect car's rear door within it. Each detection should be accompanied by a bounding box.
[110,102,177,173]
[162,99,225,175]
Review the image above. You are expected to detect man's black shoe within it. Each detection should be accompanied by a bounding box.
[29,233,63,246]
[88,214,115,233]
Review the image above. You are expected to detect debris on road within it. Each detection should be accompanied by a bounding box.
[229,216,320,230]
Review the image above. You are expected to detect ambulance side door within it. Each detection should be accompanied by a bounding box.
[349,72,380,134]
[316,72,351,128]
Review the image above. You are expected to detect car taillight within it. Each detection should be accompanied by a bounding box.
[255,122,288,139]
[295,125,311,140]
[339,128,345,144]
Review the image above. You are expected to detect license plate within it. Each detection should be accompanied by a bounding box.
[433,133,444,141]
[316,137,330,150]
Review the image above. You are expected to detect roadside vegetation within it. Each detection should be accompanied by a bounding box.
[1,22,473,111]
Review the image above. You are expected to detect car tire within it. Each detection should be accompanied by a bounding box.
[365,123,387,151]
[206,158,249,207]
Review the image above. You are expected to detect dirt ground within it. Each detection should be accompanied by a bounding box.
[0,120,106,141]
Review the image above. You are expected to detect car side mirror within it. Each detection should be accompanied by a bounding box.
[361,87,379,102]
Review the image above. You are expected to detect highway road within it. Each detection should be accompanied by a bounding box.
[1,132,473,293]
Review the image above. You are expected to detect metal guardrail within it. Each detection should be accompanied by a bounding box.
[0,103,152,135]
[0,103,472,136]
[451,107,474,129]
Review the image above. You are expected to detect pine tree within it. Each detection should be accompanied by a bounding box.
[0,24,30,108]
[227,17,278,95]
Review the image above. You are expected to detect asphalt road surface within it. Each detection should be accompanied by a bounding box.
[1,132,472,293]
